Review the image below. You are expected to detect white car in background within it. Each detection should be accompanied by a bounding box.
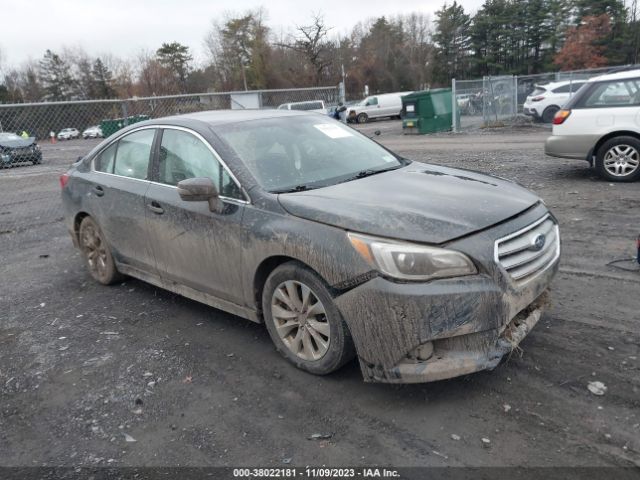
[57,128,80,140]
[523,80,587,123]
[545,69,640,182]
[277,101,326,113]
[347,92,413,123]
[82,125,103,139]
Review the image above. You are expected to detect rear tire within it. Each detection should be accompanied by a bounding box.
[78,216,124,285]
[542,106,559,124]
[357,113,369,124]
[262,261,356,375]
[595,136,640,182]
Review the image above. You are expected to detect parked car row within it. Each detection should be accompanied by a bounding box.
[56,126,104,140]
[277,93,415,125]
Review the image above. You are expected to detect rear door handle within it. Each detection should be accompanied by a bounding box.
[147,201,164,215]
[93,185,104,197]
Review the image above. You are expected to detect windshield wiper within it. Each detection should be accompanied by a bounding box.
[271,184,317,194]
[343,165,403,182]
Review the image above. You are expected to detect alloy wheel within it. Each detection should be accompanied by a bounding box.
[603,144,640,177]
[270,280,330,361]
[80,223,108,280]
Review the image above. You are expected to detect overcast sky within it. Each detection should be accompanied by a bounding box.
[0,0,486,67]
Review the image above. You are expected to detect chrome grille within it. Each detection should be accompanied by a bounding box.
[495,214,560,284]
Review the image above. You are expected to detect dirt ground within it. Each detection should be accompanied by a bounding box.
[1,120,639,469]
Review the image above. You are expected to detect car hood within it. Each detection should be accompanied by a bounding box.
[0,137,36,149]
[278,164,540,244]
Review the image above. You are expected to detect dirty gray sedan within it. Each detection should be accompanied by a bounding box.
[61,110,560,383]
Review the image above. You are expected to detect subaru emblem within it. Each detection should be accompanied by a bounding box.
[531,234,546,251]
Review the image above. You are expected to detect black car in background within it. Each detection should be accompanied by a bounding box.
[0,132,43,167]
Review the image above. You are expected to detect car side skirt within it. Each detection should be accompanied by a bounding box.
[116,262,260,323]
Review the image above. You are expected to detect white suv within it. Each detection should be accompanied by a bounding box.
[544,69,640,182]
[523,80,586,123]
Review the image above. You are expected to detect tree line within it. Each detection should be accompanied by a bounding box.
[0,0,638,104]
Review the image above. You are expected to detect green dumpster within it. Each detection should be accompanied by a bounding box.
[402,89,454,134]
[100,115,150,138]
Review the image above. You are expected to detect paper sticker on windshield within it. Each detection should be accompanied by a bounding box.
[314,124,353,139]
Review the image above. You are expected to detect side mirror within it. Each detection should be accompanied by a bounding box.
[177,177,219,212]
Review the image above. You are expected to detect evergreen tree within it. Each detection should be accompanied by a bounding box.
[432,1,472,83]
[39,49,74,100]
[91,58,116,99]
[156,42,193,92]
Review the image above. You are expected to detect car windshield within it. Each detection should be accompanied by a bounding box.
[216,116,403,192]
[0,133,21,141]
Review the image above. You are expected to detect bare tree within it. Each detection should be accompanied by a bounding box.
[281,13,334,85]
[136,49,177,96]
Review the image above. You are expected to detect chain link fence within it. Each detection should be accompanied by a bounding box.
[0,86,340,251]
[453,64,640,130]
[453,76,517,130]
[0,86,340,141]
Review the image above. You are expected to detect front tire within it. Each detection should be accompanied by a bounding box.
[357,113,369,124]
[595,136,640,182]
[262,261,355,375]
[78,216,123,285]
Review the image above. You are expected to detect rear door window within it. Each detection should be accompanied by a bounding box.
[113,129,155,180]
[552,83,584,94]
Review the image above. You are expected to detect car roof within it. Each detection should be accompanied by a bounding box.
[145,109,318,127]
[535,79,586,89]
[285,100,324,105]
[588,68,640,82]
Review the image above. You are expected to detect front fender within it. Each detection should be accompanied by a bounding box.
[240,206,373,309]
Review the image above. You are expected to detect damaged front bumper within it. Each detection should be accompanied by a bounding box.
[334,240,558,383]
[385,292,547,383]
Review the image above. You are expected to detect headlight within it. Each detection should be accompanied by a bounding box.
[348,232,477,281]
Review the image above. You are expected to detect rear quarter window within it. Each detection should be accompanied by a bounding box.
[552,83,584,94]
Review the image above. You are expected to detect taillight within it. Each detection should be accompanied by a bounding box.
[59,173,70,189]
[553,110,571,125]
[532,96,545,102]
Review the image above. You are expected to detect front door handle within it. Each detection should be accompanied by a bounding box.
[147,201,164,215]
[93,185,104,197]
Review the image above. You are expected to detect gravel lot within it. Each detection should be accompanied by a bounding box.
[1,120,639,470]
